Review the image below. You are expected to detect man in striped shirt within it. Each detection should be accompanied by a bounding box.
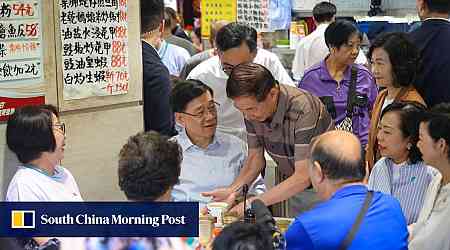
[203,62,334,216]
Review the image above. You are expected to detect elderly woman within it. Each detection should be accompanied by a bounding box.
[299,20,377,148]
[368,101,438,225]
[366,32,426,169]
[409,104,450,250]
[6,104,82,201]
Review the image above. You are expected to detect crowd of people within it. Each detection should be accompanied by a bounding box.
[3,0,450,249]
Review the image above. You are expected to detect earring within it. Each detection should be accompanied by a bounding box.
[407,143,412,150]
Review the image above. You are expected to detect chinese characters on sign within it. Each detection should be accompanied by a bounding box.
[59,0,129,100]
[0,1,44,121]
[237,0,270,32]
[201,0,236,38]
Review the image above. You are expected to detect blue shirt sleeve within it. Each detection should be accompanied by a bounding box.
[285,219,314,250]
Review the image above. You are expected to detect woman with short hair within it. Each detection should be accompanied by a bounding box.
[299,20,378,148]
[6,104,82,201]
[409,105,450,249]
[366,32,426,169]
[368,101,438,225]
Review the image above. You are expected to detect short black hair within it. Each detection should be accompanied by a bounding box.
[118,131,182,201]
[311,137,366,181]
[422,110,450,163]
[6,104,59,164]
[380,101,427,164]
[212,222,274,250]
[171,79,214,112]
[325,20,362,49]
[425,0,450,13]
[368,32,421,88]
[313,2,337,23]
[215,23,257,53]
[226,62,277,102]
[141,0,164,34]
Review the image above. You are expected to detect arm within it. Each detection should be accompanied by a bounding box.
[258,160,310,206]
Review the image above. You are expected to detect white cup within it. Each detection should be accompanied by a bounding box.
[206,202,228,227]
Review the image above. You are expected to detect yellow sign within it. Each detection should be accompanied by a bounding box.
[201,0,237,38]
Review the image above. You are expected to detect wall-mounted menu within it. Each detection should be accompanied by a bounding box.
[59,0,129,100]
[237,0,270,32]
[0,1,45,122]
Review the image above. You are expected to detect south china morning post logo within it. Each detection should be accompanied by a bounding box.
[11,210,35,229]
[1,202,198,237]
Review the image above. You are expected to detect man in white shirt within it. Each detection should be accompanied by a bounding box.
[291,2,367,81]
[188,23,294,140]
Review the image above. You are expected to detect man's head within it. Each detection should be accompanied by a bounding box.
[171,80,218,143]
[210,20,231,49]
[215,23,257,75]
[164,7,178,32]
[226,63,279,122]
[416,0,450,20]
[118,131,182,201]
[141,0,164,36]
[308,131,366,200]
[313,2,337,24]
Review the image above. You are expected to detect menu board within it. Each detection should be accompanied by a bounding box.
[237,0,270,32]
[0,0,45,121]
[201,0,236,38]
[59,0,129,100]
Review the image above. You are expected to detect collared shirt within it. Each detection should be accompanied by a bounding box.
[246,84,333,177]
[285,185,409,250]
[368,158,433,224]
[299,60,377,147]
[187,48,295,140]
[409,183,450,250]
[291,23,368,81]
[171,130,266,206]
[159,40,191,77]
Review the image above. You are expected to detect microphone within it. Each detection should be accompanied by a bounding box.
[242,184,251,222]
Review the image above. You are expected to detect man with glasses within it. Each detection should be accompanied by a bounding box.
[187,22,294,141]
[170,80,266,206]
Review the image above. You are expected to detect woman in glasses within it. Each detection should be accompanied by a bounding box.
[5,104,82,202]
[368,101,439,225]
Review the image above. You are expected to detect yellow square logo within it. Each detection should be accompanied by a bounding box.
[11,210,35,229]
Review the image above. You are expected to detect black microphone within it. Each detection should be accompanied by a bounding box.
[242,184,250,222]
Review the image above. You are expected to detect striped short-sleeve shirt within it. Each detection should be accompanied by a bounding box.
[246,84,334,176]
[368,157,433,224]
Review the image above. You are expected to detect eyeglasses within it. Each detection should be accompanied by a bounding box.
[53,122,66,134]
[180,101,220,119]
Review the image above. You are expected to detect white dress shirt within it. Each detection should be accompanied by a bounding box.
[292,23,367,81]
[187,48,294,140]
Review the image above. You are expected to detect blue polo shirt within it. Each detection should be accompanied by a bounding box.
[285,185,408,250]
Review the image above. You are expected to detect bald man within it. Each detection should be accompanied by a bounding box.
[285,131,409,250]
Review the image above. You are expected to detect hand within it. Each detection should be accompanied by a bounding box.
[228,197,257,218]
[202,187,236,205]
